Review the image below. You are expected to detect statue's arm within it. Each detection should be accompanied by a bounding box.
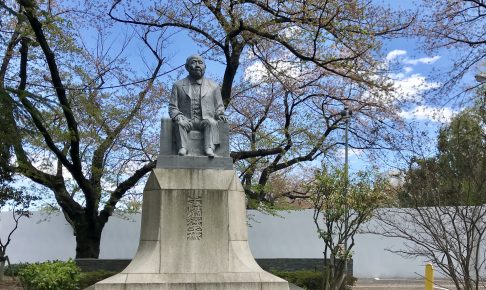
[168,84,182,121]
[214,85,225,117]
[214,85,227,122]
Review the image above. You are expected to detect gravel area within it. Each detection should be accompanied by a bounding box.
[0,277,23,290]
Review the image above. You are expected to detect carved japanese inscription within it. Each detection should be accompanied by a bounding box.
[186,192,203,240]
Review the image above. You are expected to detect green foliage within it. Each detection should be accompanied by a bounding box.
[9,263,114,289]
[18,259,80,290]
[309,167,390,290]
[379,99,486,290]
[0,0,164,258]
[272,270,323,290]
[270,270,356,290]
[399,101,486,206]
[3,263,29,277]
[78,270,116,289]
[310,167,392,244]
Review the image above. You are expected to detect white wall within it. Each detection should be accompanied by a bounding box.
[0,210,427,278]
[247,210,427,278]
[0,212,75,262]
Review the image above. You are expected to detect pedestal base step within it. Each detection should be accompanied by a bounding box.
[91,272,289,290]
[156,155,233,169]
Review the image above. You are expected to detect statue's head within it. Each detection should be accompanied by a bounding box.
[185,54,206,80]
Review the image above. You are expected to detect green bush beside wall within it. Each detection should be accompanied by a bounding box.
[18,259,80,290]
[270,270,357,290]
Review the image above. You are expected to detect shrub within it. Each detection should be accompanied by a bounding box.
[18,259,80,290]
[345,276,358,287]
[78,270,116,289]
[271,270,357,290]
[4,263,29,276]
[271,270,323,290]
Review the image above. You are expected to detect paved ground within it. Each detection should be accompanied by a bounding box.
[0,276,23,290]
[9,277,485,290]
[352,278,459,290]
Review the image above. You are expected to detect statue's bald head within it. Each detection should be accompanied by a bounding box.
[186,54,204,65]
[185,54,206,80]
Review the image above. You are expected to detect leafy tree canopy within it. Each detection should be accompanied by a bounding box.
[399,97,486,206]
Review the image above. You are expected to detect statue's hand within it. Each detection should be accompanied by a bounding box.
[176,115,192,131]
[216,114,228,123]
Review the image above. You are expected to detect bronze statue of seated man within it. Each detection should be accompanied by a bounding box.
[169,55,227,157]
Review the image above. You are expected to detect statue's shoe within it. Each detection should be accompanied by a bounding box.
[205,148,215,158]
[178,148,188,156]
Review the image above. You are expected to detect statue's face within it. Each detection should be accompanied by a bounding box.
[186,57,206,79]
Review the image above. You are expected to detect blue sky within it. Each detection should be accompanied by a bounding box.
[4,0,481,202]
[1,0,483,216]
[83,0,474,174]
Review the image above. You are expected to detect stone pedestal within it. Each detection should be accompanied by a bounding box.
[157,119,233,170]
[92,169,290,290]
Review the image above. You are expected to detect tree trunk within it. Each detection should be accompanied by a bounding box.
[73,215,104,258]
[0,258,5,281]
[221,48,242,106]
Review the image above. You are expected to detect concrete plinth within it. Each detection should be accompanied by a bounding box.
[92,169,289,290]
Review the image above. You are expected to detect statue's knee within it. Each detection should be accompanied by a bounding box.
[201,119,217,127]
[177,122,192,132]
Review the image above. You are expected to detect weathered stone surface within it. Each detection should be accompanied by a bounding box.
[97,274,127,283]
[92,168,290,290]
[121,241,160,273]
[139,191,161,241]
[195,273,261,290]
[124,273,196,284]
[144,173,162,191]
[93,273,289,290]
[260,272,291,290]
[151,169,238,190]
[92,274,126,290]
[156,155,233,170]
[158,189,229,273]
[228,190,248,241]
[228,241,263,272]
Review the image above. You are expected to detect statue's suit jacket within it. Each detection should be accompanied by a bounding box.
[169,76,225,144]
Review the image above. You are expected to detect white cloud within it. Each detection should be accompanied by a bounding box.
[366,72,441,104]
[279,26,303,39]
[386,49,407,61]
[399,105,455,122]
[244,61,267,83]
[336,148,364,158]
[403,56,441,65]
[385,49,440,66]
[392,74,441,101]
[243,57,308,84]
[388,72,406,80]
[381,50,442,101]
